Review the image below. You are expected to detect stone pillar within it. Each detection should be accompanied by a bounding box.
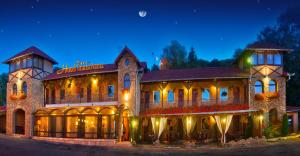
[117,105,124,142]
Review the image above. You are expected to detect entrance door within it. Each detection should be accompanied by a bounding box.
[178,89,184,107]
[192,89,198,106]
[233,87,240,104]
[15,109,25,134]
[145,92,150,109]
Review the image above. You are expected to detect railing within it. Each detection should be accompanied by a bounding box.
[140,97,249,115]
[45,94,118,105]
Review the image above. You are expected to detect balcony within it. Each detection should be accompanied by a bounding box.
[45,94,118,108]
[140,97,249,116]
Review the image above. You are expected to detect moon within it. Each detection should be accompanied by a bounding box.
[139,10,147,17]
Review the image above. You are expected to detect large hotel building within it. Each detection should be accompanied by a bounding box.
[1,44,299,145]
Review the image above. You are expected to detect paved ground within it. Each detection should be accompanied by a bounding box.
[0,134,300,156]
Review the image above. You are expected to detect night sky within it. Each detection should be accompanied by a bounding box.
[0,0,299,73]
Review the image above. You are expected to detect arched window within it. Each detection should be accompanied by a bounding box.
[22,82,27,95]
[269,80,277,92]
[124,74,130,89]
[255,81,263,94]
[12,83,17,95]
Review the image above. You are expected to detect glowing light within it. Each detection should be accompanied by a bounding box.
[187,118,192,125]
[92,78,98,85]
[259,115,264,121]
[132,120,137,128]
[222,118,226,124]
[124,92,129,102]
[155,121,159,126]
[247,57,252,64]
[111,110,115,114]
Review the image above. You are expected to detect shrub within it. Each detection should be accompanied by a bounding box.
[245,115,253,138]
[281,113,289,137]
[264,124,281,139]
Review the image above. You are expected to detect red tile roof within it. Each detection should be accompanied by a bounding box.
[3,46,58,64]
[286,106,300,112]
[247,42,291,51]
[141,67,249,82]
[44,64,118,80]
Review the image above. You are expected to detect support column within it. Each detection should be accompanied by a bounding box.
[62,114,66,138]
[117,105,124,142]
[97,114,102,139]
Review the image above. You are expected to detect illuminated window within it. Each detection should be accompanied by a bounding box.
[258,54,264,65]
[255,81,263,94]
[108,85,114,97]
[220,88,228,101]
[153,91,160,104]
[251,54,258,65]
[124,74,130,89]
[269,80,277,92]
[274,54,282,65]
[201,88,210,102]
[267,54,274,64]
[22,82,27,95]
[167,90,174,103]
[12,83,17,95]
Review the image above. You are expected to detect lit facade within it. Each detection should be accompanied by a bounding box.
[2,44,298,144]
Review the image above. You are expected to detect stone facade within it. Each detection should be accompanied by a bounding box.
[249,66,286,124]
[6,68,49,137]
[117,51,142,116]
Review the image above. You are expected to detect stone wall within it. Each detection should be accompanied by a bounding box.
[249,67,286,123]
[117,52,140,116]
[6,69,47,137]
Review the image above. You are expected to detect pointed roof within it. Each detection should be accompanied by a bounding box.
[114,46,144,67]
[3,46,58,64]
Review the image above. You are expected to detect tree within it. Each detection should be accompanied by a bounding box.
[245,115,253,138]
[281,113,289,137]
[255,7,300,106]
[0,73,8,106]
[151,64,160,71]
[187,47,198,68]
[161,40,187,69]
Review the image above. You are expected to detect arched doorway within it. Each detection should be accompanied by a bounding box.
[269,108,278,125]
[15,109,25,134]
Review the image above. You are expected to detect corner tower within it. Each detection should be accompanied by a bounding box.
[246,42,291,125]
[4,46,57,137]
[114,47,146,116]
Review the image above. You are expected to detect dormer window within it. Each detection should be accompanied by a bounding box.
[274,53,282,65]
[267,54,274,64]
[258,54,264,65]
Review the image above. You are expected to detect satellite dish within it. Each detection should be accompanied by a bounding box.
[139,10,147,17]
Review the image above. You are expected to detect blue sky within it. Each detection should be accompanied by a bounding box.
[0,0,298,73]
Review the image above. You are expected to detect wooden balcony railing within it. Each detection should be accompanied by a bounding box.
[140,97,249,116]
[45,94,118,105]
